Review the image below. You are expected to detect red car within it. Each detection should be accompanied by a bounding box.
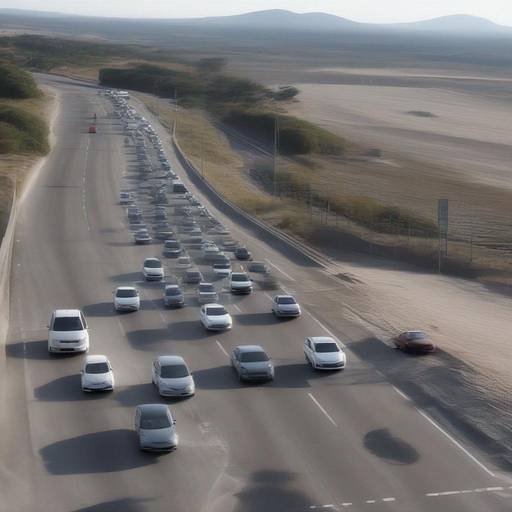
[393,331,435,353]
[88,125,97,134]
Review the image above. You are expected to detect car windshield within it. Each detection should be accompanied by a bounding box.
[166,288,181,296]
[408,332,427,340]
[250,263,266,270]
[232,274,249,282]
[161,364,189,378]
[214,263,230,269]
[165,242,179,248]
[237,248,248,254]
[206,306,226,316]
[240,351,269,363]
[188,272,201,278]
[140,414,171,430]
[53,316,84,331]
[85,362,109,374]
[277,297,296,304]
[145,260,161,268]
[199,284,215,292]
[116,289,137,298]
[179,258,190,264]
[315,343,340,353]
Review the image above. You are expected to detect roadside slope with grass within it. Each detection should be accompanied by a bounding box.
[0,62,52,235]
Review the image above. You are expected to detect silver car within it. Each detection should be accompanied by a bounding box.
[134,404,178,452]
[230,345,274,382]
[271,295,301,318]
[163,284,185,308]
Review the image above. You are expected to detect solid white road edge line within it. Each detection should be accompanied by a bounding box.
[264,258,295,281]
[307,392,338,427]
[416,409,496,478]
[306,311,345,348]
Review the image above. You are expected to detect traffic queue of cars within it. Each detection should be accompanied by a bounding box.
[48,89,432,452]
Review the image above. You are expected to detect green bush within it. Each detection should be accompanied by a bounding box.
[0,106,49,155]
[0,63,39,99]
[222,109,346,156]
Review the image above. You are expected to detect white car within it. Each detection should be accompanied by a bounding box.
[213,261,231,277]
[114,286,140,312]
[176,256,192,269]
[200,303,232,331]
[197,282,218,304]
[81,355,114,392]
[142,257,164,281]
[271,295,301,318]
[229,272,253,294]
[304,337,346,370]
[48,309,89,353]
[202,244,221,260]
[152,355,195,397]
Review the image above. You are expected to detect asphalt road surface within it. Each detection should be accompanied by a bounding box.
[1,74,511,512]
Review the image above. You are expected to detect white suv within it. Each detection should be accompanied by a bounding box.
[48,309,89,353]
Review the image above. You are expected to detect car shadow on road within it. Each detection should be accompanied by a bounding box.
[40,429,158,474]
[109,272,141,283]
[115,383,191,407]
[83,302,117,317]
[5,340,83,360]
[34,374,106,402]
[233,469,312,512]
[363,428,420,465]
[71,497,154,512]
[234,312,279,326]
[192,365,242,390]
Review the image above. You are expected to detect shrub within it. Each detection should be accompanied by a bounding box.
[0,106,49,154]
[0,63,39,99]
[273,86,300,101]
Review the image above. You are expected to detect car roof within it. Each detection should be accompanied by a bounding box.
[156,355,185,365]
[199,282,213,286]
[117,286,136,291]
[309,336,337,345]
[165,284,180,289]
[84,354,109,364]
[205,303,224,309]
[137,404,171,418]
[275,295,295,300]
[53,309,82,317]
[144,257,160,263]
[231,272,248,277]
[236,344,265,353]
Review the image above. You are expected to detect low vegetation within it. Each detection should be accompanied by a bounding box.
[0,106,49,154]
[0,63,40,99]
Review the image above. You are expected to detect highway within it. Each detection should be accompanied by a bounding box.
[0,74,510,512]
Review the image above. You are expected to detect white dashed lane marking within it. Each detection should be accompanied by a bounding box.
[307,393,338,427]
[215,340,229,357]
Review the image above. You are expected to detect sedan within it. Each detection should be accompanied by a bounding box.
[134,229,152,244]
[163,284,185,308]
[271,295,301,318]
[248,261,269,274]
[234,247,252,260]
[393,331,435,353]
[142,258,164,281]
[184,269,203,284]
[197,282,218,304]
[213,262,231,277]
[114,286,140,312]
[176,256,192,270]
[163,240,182,258]
[304,337,346,370]
[152,355,195,397]
[135,404,178,452]
[200,303,232,331]
[81,355,114,392]
[231,345,274,382]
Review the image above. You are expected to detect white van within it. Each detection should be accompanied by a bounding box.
[48,309,89,353]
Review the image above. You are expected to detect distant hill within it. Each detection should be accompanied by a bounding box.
[391,14,509,34]
[0,8,510,36]
[185,9,361,31]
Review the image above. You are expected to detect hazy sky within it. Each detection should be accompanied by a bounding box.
[2,0,512,25]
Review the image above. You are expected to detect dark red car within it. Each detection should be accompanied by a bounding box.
[393,331,435,353]
[88,125,97,134]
